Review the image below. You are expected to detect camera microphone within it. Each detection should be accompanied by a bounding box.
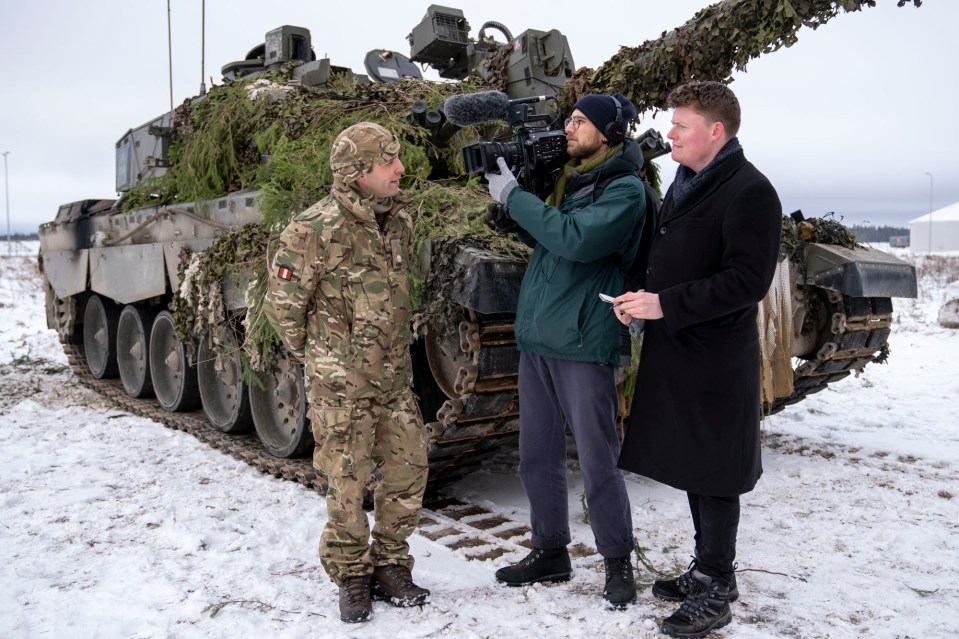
[443,91,511,127]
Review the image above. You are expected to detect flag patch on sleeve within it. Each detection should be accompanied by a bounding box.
[276,265,295,281]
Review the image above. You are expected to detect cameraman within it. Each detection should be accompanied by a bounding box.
[485,93,646,608]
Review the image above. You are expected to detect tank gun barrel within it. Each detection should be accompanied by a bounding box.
[408,100,459,148]
[586,0,922,114]
[408,100,429,127]
[635,128,671,165]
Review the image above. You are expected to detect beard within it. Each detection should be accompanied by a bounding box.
[568,137,605,161]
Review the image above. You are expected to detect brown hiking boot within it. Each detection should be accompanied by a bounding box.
[338,574,372,623]
[371,564,430,607]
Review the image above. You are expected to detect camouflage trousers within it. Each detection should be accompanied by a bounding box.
[309,389,429,585]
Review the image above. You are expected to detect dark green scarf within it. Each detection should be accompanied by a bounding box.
[546,142,624,207]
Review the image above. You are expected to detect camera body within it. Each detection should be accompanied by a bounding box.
[462,97,568,200]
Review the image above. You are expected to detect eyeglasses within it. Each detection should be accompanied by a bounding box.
[564,116,587,131]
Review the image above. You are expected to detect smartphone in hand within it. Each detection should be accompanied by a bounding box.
[598,293,616,304]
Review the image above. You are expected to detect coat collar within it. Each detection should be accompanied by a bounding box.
[332,180,409,229]
[548,137,644,206]
[660,149,748,225]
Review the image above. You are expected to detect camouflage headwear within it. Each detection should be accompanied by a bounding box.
[330,122,401,184]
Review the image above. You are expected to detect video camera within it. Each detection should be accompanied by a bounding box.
[461,96,568,201]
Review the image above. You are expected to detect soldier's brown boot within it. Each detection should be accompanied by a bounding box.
[338,574,373,623]
[371,564,430,607]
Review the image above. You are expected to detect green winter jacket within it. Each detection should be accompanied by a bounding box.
[505,137,647,365]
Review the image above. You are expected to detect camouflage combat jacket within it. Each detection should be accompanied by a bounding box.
[265,188,415,402]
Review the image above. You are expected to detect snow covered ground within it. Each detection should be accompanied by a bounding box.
[2,241,957,639]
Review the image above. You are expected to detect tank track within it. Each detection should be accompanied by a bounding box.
[63,339,329,491]
[423,317,520,485]
[765,292,893,415]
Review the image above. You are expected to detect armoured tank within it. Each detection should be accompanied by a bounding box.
[37,1,919,491]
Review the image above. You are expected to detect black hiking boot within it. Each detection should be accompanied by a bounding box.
[371,564,430,607]
[660,572,733,638]
[338,574,373,623]
[495,547,572,586]
[652,558,739,603]
[603,555,636,608]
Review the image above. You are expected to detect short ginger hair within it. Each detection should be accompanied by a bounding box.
[667,81,741,138]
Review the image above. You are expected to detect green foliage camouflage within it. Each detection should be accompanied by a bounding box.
[169,223,272,363]
[125,75,483,226]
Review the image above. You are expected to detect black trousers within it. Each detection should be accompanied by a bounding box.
[687,492,740,580]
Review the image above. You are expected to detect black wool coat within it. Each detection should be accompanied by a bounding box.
[618,149,782,496]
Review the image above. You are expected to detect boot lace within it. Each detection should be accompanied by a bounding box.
[675,581,724,622]
[343,576,371,604]
[520,549,545,567]
[604,556,631,582]
[378,564,415,588]
[667,556,698,594]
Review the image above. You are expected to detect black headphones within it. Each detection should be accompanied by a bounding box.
[604,95,624,145]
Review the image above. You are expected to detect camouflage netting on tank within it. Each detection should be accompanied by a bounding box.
[780,212,860,264]
[575,0,921,115]
[124,71,491,225]
[169,223,272,364]
[412,234,531,334]
[133,66,536,367]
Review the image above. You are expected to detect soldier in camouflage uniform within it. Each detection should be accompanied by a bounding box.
[265,122,430,624]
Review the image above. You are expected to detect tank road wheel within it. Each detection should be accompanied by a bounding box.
[82,294,120,379]
[43,279,76,341]
[149,311,201,412]
[423,315,470,399]
[117,305,156,398]
[197,329,253,433]
[250,350,311,458]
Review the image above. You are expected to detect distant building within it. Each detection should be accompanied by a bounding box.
[909,201,959,254]
[889,235,910,248]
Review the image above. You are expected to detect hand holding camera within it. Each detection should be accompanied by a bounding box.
[484,202,519,233]
[484,157,519,205]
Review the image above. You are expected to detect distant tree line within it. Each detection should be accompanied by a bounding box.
[850,225,909,243]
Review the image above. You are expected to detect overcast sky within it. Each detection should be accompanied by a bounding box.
[1,0,955,234]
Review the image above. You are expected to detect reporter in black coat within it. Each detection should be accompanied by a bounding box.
[612,81,781,637]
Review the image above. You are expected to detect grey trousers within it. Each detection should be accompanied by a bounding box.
[517,352,635,558]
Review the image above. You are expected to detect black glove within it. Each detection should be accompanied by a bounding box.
[485,203,519,233]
